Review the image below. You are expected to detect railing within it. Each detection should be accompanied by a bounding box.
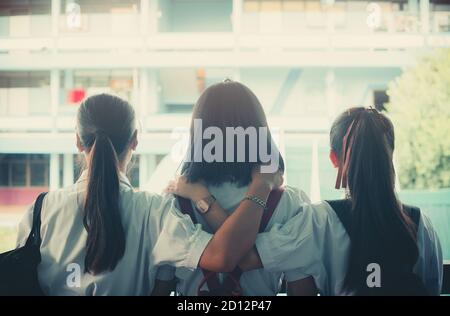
[444,261,450,294]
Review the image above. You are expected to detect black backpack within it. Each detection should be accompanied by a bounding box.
[326,199,429,296]
[0,192,47,296]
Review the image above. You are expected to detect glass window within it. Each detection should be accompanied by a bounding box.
[0,71,51,116]
[60,0,139,35]
[373,90,389,111]
[29,154,49,187]
[11,161,26,186]
[30,162,47,186]
[59,69,134,114]
[0,0,51,37]
[0,158,9,186]
[159,0,232,32]
[159,68,233,113]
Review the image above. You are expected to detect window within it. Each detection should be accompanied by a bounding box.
[0,154,49,187]
[0,158,9,186]
[159,0,232,32]
[59,69,134,113]
[0,0,51,37]
[59,0,139,35]
[432,3,450,33]
[0,71,51,116]
[30,155,49,186]
[159,68,234,113]
[11,160,26,186]
[373,90,389,111]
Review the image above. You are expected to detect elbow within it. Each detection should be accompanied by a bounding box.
[214,254,236,273]
[219,255,237,273]
[202,248,238,273]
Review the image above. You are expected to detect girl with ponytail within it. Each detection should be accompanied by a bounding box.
[240,107,443,295]
[16,93,283,295]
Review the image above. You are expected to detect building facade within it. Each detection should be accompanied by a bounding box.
[1,0,450,205]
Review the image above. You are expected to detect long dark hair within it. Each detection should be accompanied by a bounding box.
[181,80,284,186]
[77,94,136,274]
[330,107,419,294]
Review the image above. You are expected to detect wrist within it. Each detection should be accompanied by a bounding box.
[247,181,272,204]
[250,178,272,192]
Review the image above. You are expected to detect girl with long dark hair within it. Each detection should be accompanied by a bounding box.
[162,80,317,296]
[249,107,443,295]
[15,93,284,295]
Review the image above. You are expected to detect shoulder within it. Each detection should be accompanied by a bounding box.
[39,183,81,215]
[275,185,310,212]
[303,200,342,223]
[296,201,348,238]
[280,185,311,204]
[120,188,165,209]
[416,210,442,251]
[266,185,310,226]
[120,189,179,219]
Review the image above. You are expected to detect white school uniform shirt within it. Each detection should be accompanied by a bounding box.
[255,201,444,296]
[16,171,212,296]
[158,183,311,296]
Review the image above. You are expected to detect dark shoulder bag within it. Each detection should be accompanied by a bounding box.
[0,192,47,296]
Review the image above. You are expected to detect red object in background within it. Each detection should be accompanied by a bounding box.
[0,187,48,206]
[67,88,86,104]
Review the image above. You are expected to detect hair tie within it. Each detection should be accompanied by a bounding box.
[335,112,363,190]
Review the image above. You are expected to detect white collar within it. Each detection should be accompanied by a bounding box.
[77,170,133,189]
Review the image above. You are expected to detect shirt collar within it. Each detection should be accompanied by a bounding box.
[77,169,133,189]
[208,182,249,210]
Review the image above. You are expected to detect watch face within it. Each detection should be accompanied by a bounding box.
[196,200,209,213]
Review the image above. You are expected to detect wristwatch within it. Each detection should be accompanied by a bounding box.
[195,195,216,214]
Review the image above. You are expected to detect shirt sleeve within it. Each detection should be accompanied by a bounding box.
[155,265,176,281]
[415,212,443,295]
[284,269,312,282]
[150,196,213,270]
[16,203,34,247]
[254,203,323,273]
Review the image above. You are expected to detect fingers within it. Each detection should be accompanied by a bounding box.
[163,180,177,194]
[275,171,284,188]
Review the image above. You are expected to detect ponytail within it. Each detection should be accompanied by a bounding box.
[331,108,419,293]
[77,94,135,275]
[83,132,125,274]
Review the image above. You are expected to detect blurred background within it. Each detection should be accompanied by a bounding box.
[0,0,449,259]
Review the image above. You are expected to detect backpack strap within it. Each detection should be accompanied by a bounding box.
[403,204,421,228]
[177,196,198,224]
[26,192,48,247]
[176,195,222,296]
[222,187,285,296]
[260,188,285,232]
[325,200,422,237]
[325,199,353,236]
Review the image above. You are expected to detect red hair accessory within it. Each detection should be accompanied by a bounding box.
[335,113,363,189]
